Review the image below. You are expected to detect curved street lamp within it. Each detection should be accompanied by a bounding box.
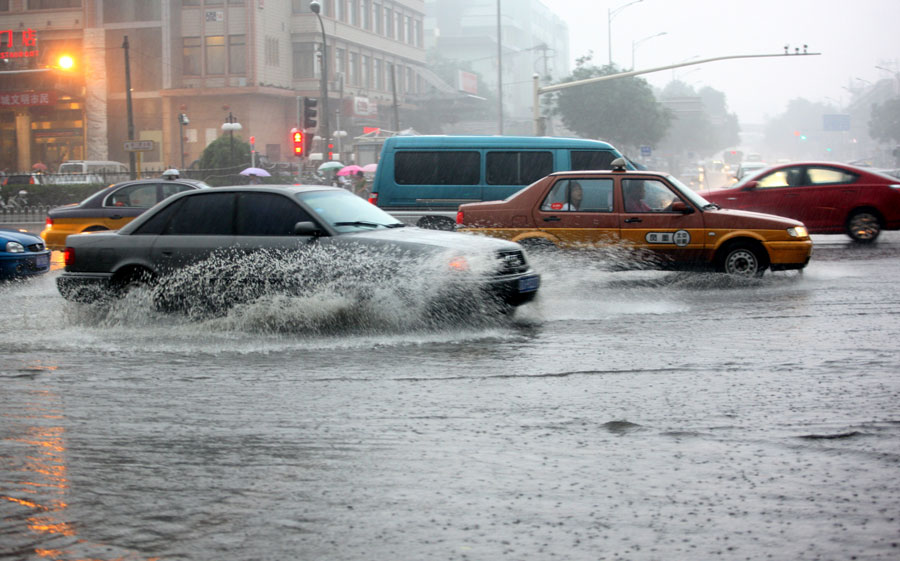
[631,31,667,70]
[221,112,242,169]
[607,0,643,66]
[310,1,331,158]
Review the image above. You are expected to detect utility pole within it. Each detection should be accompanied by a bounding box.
[390,63,400,131]
[123,35,136,179]
[496,0,503,135]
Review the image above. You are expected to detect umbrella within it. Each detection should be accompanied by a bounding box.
[361,163,378,173]
[240,167,271,177]
[336,164,364,177]
[32,162,47,171]
[317,161,344,173]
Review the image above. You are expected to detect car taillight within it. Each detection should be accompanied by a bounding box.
[367,192,378,205]
[29,176,35,184]
[63,247,75,267]
[456,210,464,225]
[45,216,53,228]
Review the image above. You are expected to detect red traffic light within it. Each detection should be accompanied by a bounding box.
[291,128,304,157]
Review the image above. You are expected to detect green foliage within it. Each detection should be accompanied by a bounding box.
[199,134,252,171]
[869,97,900,144]
[553,56,671,151]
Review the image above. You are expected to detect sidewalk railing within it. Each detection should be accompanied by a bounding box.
[0,206,51,223]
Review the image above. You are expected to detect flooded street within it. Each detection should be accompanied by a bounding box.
[2,243,900,560]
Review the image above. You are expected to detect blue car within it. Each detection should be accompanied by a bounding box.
[0,228,51,279]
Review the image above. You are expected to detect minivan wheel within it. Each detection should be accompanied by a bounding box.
[718,242,767,277]
[846,210,881,243]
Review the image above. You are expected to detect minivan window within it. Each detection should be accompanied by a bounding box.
[486,151,552,185]
[236,193,312,236]
[395,151,480,185]
[571,150,617,171]
[164,193,236,235]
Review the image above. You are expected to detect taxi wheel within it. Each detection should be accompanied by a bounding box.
[718,242,768,278]
[846,210,881,243]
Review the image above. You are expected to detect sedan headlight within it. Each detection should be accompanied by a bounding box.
[787,226,808,238]
[5,241,25,253]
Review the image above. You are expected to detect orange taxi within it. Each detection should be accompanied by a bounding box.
[456,159,812,276]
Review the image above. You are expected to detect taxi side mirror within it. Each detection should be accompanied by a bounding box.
[671,201,693,214]
[741,180,759,191]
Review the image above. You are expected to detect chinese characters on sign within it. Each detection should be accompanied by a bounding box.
[0,92,57,107]
[0,28,39,59]
[645,230,691,247]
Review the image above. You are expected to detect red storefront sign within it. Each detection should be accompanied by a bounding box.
[0,28,40,59]
[0,92,57,107]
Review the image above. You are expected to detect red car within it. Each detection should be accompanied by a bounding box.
[704,162,900,243]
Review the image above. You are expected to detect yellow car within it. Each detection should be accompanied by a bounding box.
[42,177,208,251]
[456,160,812,277]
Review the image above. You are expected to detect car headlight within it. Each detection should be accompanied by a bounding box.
[787,226,808,238]
[5,241,25,253]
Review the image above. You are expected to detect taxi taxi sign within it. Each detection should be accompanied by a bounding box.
[124,140,155,152]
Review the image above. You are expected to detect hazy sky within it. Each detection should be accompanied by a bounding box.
[537,0,900,124]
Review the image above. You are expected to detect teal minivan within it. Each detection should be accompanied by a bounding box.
[367,135,628,229]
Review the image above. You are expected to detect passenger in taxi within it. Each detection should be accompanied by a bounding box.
[623,181,652,212]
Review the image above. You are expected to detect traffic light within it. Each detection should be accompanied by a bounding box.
[327,142,334,161]
[303,97,318,129]
[291,127,304,157]
[304,131,314,156]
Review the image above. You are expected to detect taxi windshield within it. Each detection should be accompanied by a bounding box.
[297,189,405,233]
[665,175,715,208]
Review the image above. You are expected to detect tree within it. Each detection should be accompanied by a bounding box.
[869,97,900,145]
[656,81,740,159]
[553,54,670,152]
[199,134,251,170]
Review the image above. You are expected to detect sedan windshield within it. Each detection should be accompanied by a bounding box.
[298,190,404,233]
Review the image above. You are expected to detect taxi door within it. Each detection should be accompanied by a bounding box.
[618,177,707,265]
[532,177,620,247]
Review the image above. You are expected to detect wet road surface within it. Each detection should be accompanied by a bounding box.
[2,239,900,560]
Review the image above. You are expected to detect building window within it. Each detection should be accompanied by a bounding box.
[229,35,246,74]
[183,37,201,75]
[348,52,357,86]
[373,3,382,34]
[264,37,280,66]
[0,0,9,10]
[292,0,311,12]
[384,7,392,38]
[405,15,412,44]
[396,12,403,41]
[361,54,370,89]
[183,0,200,5]
[104,0,161,23]
[374,58,382,90]
[415,19,422,47]
[349,0,358,25]
[292,42,315,78]
[27,0,81,7]
[362,0,370,29]
[228,0,243,4]
[334,0,343,21]
[205,0,223,5]
[406,66,413,93]
[206,35,225,74]
[334,47,345,77]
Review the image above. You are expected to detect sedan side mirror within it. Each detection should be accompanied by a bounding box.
[670,201,693,214]
[741,180,759,191]
[294,221,323,237]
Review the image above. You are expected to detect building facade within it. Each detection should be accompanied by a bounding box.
[425,0,569,134]
[0,0,431,173]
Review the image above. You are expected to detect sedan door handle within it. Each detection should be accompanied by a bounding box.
[543,216,561,222]
[109,214,123,220]
[624,217,642,223]
[160,250,173,257]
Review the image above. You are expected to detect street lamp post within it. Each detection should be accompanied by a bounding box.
[310,1,331,159]
[221,112,242,169]
[632,31,667,70]
[608,0,643,66]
